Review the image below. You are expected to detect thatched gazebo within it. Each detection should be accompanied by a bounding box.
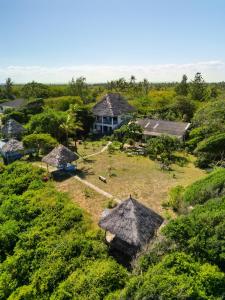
[99,196,164,256]
[0,139,24,163]
[42,144,78,170]
[2,119,25,139]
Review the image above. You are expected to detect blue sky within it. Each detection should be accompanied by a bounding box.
[1,0,225,82]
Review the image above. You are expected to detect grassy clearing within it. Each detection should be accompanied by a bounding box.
[76,150,206,215]
[77,140,108,157]
[55,178,109,226]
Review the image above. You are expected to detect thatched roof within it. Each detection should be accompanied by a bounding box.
[99,196,164,247]
[2,119,25,138]
[2,139,24,153]
[42,144,78,168]
[136,118,191,139]
[92,93,135,117]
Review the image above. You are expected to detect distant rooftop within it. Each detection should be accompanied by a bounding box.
[0,98,25,108]
[92,93,135,117]
[136,118,191,139]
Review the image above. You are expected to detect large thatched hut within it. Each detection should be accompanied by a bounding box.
[99,196,164,256]
[0,139,24,163]
[2,119,25,139]
[42,144,79,170]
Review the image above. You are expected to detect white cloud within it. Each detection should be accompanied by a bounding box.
[0,61,224,83]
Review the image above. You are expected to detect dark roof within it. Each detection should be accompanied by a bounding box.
[136,118,191,139]
[2,139,24,153]
[42,144,78,168]
[99,196,163,247]
[0,98,25,108]
[92,93,135,117]
[2,119,25,138]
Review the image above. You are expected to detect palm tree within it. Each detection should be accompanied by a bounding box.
[65,104,83,151]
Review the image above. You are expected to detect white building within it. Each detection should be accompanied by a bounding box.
[92,93,135,134]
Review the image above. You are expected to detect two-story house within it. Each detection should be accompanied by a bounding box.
[92,93,135,134]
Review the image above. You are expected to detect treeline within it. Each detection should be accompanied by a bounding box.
[0,162,127,299]
[1,160,225,298]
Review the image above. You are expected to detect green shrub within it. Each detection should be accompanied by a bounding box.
[183,168,225,205]
[167,185,185,211]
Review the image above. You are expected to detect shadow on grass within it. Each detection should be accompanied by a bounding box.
[51,170,76,182]
[76,166,95,179]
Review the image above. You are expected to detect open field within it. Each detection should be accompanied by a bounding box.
[55,178,109,226]
[76,150,206,214]
[54,145,206,222]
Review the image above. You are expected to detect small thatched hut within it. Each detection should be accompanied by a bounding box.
[99,196,164,256]
[0,139,24,163]
[2,119,25,139]
[42,144,78,170]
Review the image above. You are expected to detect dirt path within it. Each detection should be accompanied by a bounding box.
[82,141,112,159]
[74,175,121,203]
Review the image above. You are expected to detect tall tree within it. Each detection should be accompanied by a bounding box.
[175,74,189,96]
[4,78,14,99]
[60,104,83,149]
[68,77,88,101]
[190,72,208,101]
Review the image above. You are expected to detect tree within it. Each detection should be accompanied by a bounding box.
[21,81,50,99]
[68,77,88,101]
[190,72,208,101]
[146,135,181,168]
[26,109,66,141]
[23,133,58,156]
[114,121,143,144]
[175,74,189,96]
[4,78,14,99]
[60,104,83,150]
[173,96,195,121]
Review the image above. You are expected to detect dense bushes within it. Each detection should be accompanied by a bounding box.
[183,168,225,205]
[164,196,225,270]
[23,133,58,155]
[108,252,225,299]
[0,162,127,299]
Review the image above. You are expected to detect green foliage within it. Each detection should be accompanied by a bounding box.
[114,122,143,144]
[183,168,225,205]
[21,81,50,99]
[44,96,82,111]
[190,72,208,101]
[164,197,225,270]
[167,185,185,211]
[4,78,14,100]
[111,252,225,299]
[146,135,181,167]
[2,110,27,124]
[195,132,225,157]
[26,109,66,141]
[51,259,128,300]
[192,100,225,130]
[175,74,189,96]
[68,77,88,101]
[108,141,123,153]
[0,162,127,299]
[23,133,58,155]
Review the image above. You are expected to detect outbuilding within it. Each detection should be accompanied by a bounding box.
[99,196,164,257]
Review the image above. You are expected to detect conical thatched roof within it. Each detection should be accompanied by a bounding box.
[42,144,78,168]
[2,139,24,153]
[2,119,25,138]
[92,93,135,117]
[99,197,164,247]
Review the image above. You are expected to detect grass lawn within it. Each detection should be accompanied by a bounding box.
[55,179,109,226]
[75,150,206,216]
[76,140,108,157]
